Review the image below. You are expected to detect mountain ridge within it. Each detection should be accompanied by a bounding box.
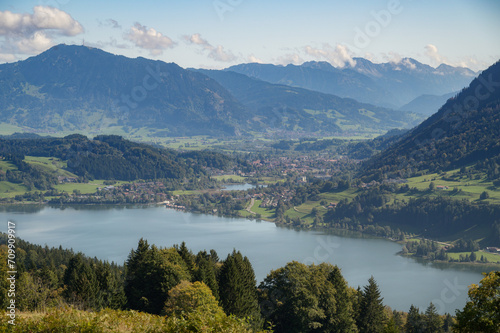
[362,59,500,180]
[227,58,476,108]
[0,44,423,138]
[0,44,247,136]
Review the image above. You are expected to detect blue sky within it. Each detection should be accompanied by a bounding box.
[0,0,499,70]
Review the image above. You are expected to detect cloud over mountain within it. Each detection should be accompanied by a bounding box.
[184,33,236,62]
[0,6,83,58]
[125,23,175,56]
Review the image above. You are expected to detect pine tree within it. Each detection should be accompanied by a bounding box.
[442,313,454,332]
[194,251,219,300]
[125,239,191,314]
[405,305,423,333]
[175,241,196,276]
[383,317,399,333]
[325,266,357,332]
[218,250,261,326]
[357,276,386,333]
[63,253,99,309]
[423,302,443,332]
[94,261,126,309]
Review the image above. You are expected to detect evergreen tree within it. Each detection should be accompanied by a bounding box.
[218,250,261,327]
[357,276,386,333]
[63,253,99,309]
[194,251,219,300]
[125,239,190,314]
[324,266,358,332]
[423,302,443,333]
[94,261,126,309]
[442,313,454,332]
[405,305,423,333]
[383,317,399,333]
[175,241,196,276]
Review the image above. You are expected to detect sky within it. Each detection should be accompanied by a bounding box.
[0,0,499,71]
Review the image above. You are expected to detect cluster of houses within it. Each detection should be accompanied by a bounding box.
[163,200,186,210]
[57,176,78,183]
[486,247,500,254]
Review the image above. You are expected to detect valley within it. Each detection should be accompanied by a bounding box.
[0,36,498,332]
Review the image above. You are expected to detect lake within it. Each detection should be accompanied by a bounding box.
[221,183,266,191]
[0,205,489,314]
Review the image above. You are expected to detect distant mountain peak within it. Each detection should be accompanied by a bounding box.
[363,59,500,179]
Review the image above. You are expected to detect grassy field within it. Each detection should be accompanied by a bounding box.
[54,182,103,194]
[0,181,29,198]
[172,190,200,196]
[318,188,360,203]
[212,175,246,182]
[0,159,18,172]
[24,156,77,178]
[249,199,275,219]
[0,160,28,198]
[403,169,500,203]
[446,250,500,263]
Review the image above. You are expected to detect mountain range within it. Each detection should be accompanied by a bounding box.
[0,44,246,136]
[227,58,476,109]
[195,69,422,135]
[363,59,500,180]
[0,44,432,137]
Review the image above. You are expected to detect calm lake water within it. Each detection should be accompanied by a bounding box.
[222,183,265,191]
[0,205,490,314]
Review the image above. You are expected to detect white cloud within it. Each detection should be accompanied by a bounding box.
[402,58,416,70]
[0,6,84,62]
[381,51,403,64]
[424,44,486,72]
[247,55,263,63]
[304,44,356,67]
[0,6,83,36]
[425,44,450,67]
[15,30,53,53]
[125,23,175,56]
[184,33,236,62]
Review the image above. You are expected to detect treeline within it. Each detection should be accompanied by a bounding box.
[270,128,407,160]
[0,234,465,332]
[322,186,500,247]
[0,134,234,186]
[0,233,125,312]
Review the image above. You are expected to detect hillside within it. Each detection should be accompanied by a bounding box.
[0,134,232,184]
[0,44,247,137]
[399,92,457,115]
[362,60,500,181]
[196,69,423,135]
[227,59,476,108]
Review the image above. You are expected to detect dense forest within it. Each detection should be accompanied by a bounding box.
[2,234,497,332]
[0,134,233,187]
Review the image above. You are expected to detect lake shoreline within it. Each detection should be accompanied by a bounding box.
[2,201,499,269]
